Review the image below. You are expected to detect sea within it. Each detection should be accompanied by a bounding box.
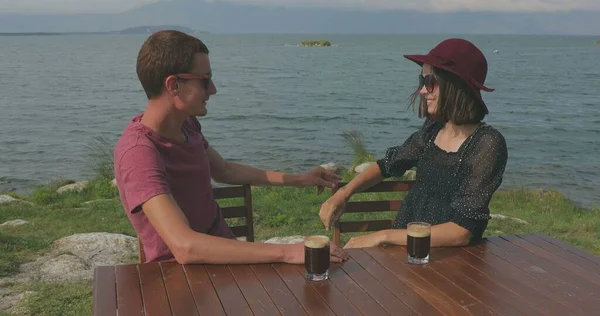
[0,34,598,208]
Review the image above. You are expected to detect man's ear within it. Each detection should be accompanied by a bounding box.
[164,75,179,95]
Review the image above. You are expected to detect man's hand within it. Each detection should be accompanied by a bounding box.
[297,166,341,194]
[330,243,350,262]
[282,242,306,264]
[343,231,386,249]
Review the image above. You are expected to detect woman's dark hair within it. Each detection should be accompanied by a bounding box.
[409,67,487,125]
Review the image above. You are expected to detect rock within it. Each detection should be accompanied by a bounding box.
[0,195,31,205]
[0,219,29,227]
[56,181,89,194]
[22,254,90,283]
[0,289,35,314]
[300,40,331,47]
[82,199,113,206]
[13,233,138,283]
[320,162,344,174]
[263,235,305,244]
[404,170,417,180]
[354,162,375,174]
[0,195,19,204]
[490,214,528,225]
[534,188,552,198]
[52,233,138,266]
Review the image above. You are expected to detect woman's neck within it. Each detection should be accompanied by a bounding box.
[443,121,481,138]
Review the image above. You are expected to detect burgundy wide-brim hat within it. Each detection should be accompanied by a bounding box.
[403,38,493,113]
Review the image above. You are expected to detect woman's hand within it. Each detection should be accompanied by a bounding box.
[343,231,387,249]
[319,192,348,230]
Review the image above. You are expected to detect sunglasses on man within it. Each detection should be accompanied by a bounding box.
[174,72,212,90]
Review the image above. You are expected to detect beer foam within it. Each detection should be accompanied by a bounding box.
[304,236,330,248]
[407,225,431,238]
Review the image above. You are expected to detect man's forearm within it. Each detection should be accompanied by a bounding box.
[176,231,290,264]
[380,222,471,247]
[216,162,301,186]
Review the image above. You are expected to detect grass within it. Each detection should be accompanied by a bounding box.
[1,131,598,315]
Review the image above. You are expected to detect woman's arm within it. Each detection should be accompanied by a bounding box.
[344,222,471,249]
[319,163,384,230]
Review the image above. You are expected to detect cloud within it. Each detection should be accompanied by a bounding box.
[0,0,160,14]
[230,0,600,12]
[0,0,598,14]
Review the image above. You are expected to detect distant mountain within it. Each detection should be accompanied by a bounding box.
[118,25,201,34]
[0,0,599,35]
[0,24,204,36]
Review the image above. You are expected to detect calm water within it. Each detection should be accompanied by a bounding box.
[0,34,599,208]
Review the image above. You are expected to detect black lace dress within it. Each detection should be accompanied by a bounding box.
[376,119,508,240]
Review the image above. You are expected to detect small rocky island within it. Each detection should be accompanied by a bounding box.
[300,40,332,47]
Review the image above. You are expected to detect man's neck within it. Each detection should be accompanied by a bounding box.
[140,99,188,142]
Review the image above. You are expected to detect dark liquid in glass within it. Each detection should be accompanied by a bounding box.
[305,245,330,274]
[407,235,431,259]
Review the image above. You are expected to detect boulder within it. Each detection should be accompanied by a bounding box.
[0,195,31,205]
[320,162,344,174]
[14,233,138,283]
[82,199,113,206]
[56,181,89,194]
[0,288,35,314]
[263,235,305,244]
[490,214,528,225]
[354,162,375,173]
[404,170,417,180]
[0,219,29,227]
[0,195,19,204]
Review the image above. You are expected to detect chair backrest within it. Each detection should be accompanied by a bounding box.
[331,180,415,246]
[138,184,254,263]
[213,184,255,242]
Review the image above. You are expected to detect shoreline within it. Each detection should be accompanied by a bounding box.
[0,176,596,211]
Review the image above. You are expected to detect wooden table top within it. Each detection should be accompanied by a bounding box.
[92,233,600,315]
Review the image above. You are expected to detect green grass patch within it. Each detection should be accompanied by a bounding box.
[8,282,92,316]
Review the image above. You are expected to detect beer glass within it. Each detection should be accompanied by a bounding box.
[304,235,330,281]
[407,222,431,264]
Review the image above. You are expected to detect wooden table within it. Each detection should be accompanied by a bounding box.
[92,233,600,315]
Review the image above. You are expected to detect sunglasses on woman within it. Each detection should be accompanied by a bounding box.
[419,74,437,93]
[174,72,212,90]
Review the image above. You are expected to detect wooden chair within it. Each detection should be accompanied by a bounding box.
[331,180,415,246]
[138,184,254,263]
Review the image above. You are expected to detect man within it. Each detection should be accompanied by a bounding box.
[114,30,347,265]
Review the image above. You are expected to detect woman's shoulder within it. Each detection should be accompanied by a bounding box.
[479,123,506,143]
[474,123,508,155]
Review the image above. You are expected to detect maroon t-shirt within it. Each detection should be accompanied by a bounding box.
[114,114,234,262]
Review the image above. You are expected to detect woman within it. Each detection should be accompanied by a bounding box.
[319,38,508,249]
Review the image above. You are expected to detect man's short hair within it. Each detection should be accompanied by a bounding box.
[136,30,209,99]
[410,67,487,125]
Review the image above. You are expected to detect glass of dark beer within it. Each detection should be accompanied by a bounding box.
[407,222,431,264]
[304,235,330,281]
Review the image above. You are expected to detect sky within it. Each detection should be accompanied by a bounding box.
[1,0,599,14]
